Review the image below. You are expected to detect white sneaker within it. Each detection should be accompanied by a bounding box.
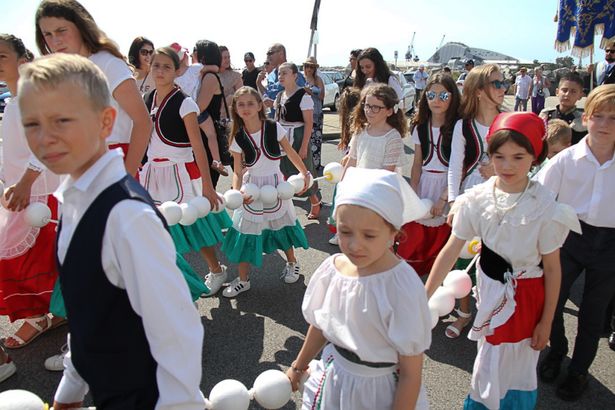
[328,234,339,246]
[222,277,251,298]
[281,262,300,284]
[44,343,68,372]
[204,265,228,296]
[0,355,16,382]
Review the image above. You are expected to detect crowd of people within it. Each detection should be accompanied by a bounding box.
[1,0,615,409]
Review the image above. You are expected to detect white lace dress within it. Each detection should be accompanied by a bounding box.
[301,255,431,410]
[348,128,407,172]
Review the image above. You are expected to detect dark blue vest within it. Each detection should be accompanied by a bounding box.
[57,175,162,406]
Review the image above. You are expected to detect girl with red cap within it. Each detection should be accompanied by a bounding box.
[426,112,581,409]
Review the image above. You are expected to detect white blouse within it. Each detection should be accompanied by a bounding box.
[348,128,406,170]
[302,255,432,363]
[451,177,581,270]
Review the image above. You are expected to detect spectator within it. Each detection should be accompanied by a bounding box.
[170,42,202,100]
[457,59,474,83]
[513,67,532,111]
[531,68,550,114]
[413,64,429,103]
[303,56,325,169]
[241,51,260,89]
[218,45,243,113]
[354,47,403,101]
[128,36,155,95]
[587,41,615,90]
[341,48,362,91]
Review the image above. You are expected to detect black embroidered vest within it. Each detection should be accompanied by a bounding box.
[233,120,282,166]
[144,86,191,147]
[275,88,307,123]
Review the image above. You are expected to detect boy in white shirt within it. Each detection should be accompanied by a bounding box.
[536,84,615,402]
[18,53,205,409]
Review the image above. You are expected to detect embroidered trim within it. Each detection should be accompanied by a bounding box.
[151,87,192,148]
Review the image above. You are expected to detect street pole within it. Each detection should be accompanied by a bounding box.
[307,0,321,58]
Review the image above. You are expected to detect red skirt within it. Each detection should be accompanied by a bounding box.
[396,221,451,276]
[486,276,545,346]
[0,195,59,321]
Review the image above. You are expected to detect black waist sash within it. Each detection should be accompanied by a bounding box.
[478,241,512,284]
[333,345,396,368]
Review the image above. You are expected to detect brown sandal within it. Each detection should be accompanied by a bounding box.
[307,202,321,220]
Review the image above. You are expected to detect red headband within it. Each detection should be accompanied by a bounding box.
[487,112,545,158]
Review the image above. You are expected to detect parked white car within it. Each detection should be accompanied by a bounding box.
[301,71,341,112]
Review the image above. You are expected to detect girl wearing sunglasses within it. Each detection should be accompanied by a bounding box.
[397,74,461,276]
[128,36,156,94]
[444,64,506,339]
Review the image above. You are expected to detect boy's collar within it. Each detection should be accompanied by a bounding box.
[56,149,123,199]
[557,104,578,116]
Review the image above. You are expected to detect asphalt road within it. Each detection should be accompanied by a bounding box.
[1,107,613,409]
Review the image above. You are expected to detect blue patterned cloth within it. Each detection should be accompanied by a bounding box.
[556,0,615,57]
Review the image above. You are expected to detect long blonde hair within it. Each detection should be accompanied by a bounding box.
[461,64,502,120]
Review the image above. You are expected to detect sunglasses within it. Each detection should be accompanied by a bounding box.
[244,59,254,63]
[490,80,509,90]
[139,49,154,56]
[362,102,386,113]
[606,49,615,53]
[426,90,450,102]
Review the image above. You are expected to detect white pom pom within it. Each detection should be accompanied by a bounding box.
[211,193,226,213]
[224,189,244,210]
[429,305,439,329]
[259,185,278,206]
[276,181,295,200]
[323,162,343,183]
[242,183,260,201]
[207,379,250,410]
[459,238,481,259]
[189,196,211,218]
[287,175,305,194]
[179,203,199,226]
[428,287,456,317]
[443,269,473,299]
[159,201,182,226]
[0,389,45,410]
[251,370,292,409]
[23,202,52,227]
[420,198,434,219]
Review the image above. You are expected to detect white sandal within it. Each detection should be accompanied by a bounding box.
[3,315,53,349]
[445,309,472,339]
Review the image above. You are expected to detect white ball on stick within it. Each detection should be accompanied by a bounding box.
[23,202,52,228]
[0,389,46,410]
[459,238,481,259]
[251,370,292,409]
[179,203,199,226]
[206,379,250,410]
[276,181,295,200]
[322,162,343,183]
[428,286,456,317]
[159,201,183,226]
[259,185,278,206]
[443,270,473,299]
[189,196,211,218]
[287,175,305,194]
[242,183,260,202]
[224,189,244,210]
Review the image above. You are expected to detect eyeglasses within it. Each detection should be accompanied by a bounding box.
[426,90,450,102]
[139,49,154,56]
[490,80,509,90]
[606,49,615,53]
[362,102,386,113]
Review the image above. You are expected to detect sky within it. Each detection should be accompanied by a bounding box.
[1,0,606,69]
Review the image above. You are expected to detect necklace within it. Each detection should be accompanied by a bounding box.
[492,179,531,224]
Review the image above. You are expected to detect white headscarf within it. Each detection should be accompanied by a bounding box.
[334,168,428,229]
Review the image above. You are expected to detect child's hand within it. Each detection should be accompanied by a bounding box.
[299,146,308,160]
[478,162,495,179]
[242,192,254,205]
[286,366,309,392]
[296,172,310,196]
[4,182,32,212]
[203,185,222,212]
[430,199,445,217]
[531,321,552,351]
[340,155,350,167]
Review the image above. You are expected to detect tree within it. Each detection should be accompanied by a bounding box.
[555,56,575,68]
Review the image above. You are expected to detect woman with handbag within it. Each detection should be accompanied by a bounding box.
[194,39,231,186]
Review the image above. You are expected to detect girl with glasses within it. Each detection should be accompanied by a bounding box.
[35,0,152,179]
[128,36,155,94]
[397,74,461,276]
[444,63,505,339]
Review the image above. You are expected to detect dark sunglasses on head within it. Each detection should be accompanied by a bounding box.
[490,80,509,90]
[426,90,450,102]
[139,49,154,56]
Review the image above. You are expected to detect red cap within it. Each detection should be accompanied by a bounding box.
[487,112,545,158]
